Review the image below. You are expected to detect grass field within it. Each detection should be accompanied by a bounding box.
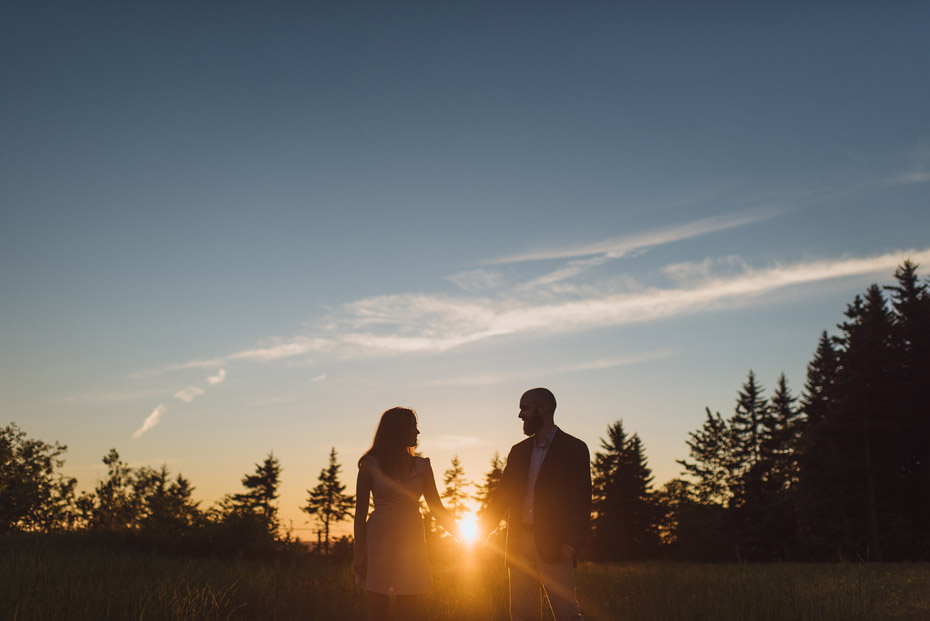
[2,534,929,620]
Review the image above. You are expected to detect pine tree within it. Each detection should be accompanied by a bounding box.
[592,421,659,560]
[730,371,767,476]
[800,331,838,426]
[135,464,201,540]
[441,455,470,520]
[475,452,505,515]
[726,370,770,558]
[303,447,354,556]
[592,421,627,559]
[624,434,659,558]
[677,408,736,506]
[834,284,895,560]
[754,373,803,559]
[762,373,803,492]
[884,260,930,556]
[232,452,282,534]
[795,331,845,558]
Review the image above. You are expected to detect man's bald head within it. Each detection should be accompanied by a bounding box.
[521,387,557,418]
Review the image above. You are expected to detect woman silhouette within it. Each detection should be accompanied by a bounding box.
[353,407,460,621]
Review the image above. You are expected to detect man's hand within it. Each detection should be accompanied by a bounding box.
[480,524,498,547]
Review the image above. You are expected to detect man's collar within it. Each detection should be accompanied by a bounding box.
[535,425,559,448]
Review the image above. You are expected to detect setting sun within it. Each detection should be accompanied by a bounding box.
[459,511,479,546]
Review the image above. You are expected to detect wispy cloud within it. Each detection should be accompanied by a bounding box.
[130,358,225,379]
[488,207,783,264]
[133,404,167,439]
[173,386,205,403]
[662,255,751,286]
[315,247,930,356]
[132,211,783,376]
[515,255,613,293]
[129,234,928,439]
[155,247,930,370]
[446,268,507,293]
[227,338,330,362]
[133,369,225,438]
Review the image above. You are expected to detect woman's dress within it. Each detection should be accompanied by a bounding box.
[357,455,432,595]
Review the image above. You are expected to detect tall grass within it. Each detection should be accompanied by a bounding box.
[1,534,362,620]
[577,562,930,620]
[2,534,929,619]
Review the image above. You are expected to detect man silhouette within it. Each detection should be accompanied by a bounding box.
[481,388,591,621]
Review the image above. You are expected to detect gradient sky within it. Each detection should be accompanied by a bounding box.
[2,2,929,537]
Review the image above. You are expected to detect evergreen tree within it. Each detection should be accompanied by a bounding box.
[135,464,202,541]
[303,447,355,556]
[624,434,660,558]
[677,408,736,506]
[592,421,627,559]
[441,455,470,520]
[673,262,930,561]
[592,421,659,560]
[795,331,844,558]
[682,373,800,560]
[833,284,896,560]
[730,371,767,487]
[475,452,505,515]
[800,331,839,427]
[754,373,803,559]
[727,371,772,557]
[885,260,930,556]
[232,452,282,534]
[765,373,803,488]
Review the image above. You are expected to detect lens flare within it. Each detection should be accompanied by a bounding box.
[459,511,479,546]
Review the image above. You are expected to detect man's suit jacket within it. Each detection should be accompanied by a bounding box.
[483,428,591,565]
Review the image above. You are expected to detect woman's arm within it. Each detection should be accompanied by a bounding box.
[422,460,461,541]
[353,461,372,578]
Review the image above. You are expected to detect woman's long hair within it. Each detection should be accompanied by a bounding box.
[360,407,417,480]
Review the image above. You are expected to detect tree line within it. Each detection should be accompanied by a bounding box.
[589,260,930,562]
[3,262,927,562]
[0,430,357,558]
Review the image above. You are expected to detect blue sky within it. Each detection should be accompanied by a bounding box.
[2,2,929,535]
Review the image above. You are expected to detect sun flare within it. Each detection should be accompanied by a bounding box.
[459,511,479,546]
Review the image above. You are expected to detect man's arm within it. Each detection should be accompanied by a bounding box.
[564,439,591,556]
